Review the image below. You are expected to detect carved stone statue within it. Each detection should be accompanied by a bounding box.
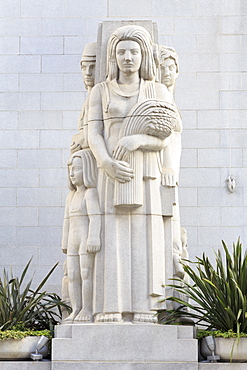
[55,22,198,367]
[87,25,180,323]
[62,25,184,325]
[70,43,97,154]
[61,260,70,320]
[159,45,184,280]
[172,228,190,314]
[62,149,101,322]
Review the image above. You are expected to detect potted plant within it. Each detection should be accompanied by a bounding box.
[159,238,247,362]
[197,329,247,362]
[0,259,71,360]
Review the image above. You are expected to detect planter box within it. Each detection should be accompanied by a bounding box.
[201,337,247,362]
[0,336,48,360]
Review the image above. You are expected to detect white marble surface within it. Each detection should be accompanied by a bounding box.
[53,324,197,363]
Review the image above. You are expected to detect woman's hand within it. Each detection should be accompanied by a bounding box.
[103,158,134,183]
[113,136,141,161]
[113,135,167,161]
[162,168,177,187]
[70,142,82,154]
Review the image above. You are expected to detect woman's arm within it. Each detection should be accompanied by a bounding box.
[85,188,101,254]
[156,83,180,186]
[161,139,177,187]
[88,85,134,183]
[113,83,176,161]
[113,134,169,161]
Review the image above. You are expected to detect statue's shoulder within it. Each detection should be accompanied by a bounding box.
[140,80,172,102]
[90,81,109,100]
[92,80,108,92]
[154,81,167,91]
[154,82,172,101]
[65,190,75,206]
[90,80,111,113]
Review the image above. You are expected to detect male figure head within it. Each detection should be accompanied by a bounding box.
[80,43,97,91]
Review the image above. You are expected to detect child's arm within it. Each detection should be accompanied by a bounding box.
[85,188,101,253]
[61,192,72,254]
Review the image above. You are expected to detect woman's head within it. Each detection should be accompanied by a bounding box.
[159,46,179,73]
[115,40,142,76]
[159,46,179,90]
[67,149,97,190]
[106,25,156,81]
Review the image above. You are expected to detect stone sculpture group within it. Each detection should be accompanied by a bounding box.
[61,23,187,324]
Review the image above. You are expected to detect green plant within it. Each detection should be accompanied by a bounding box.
[0,259,71,332]
[197,329,247,340]
[159,239,247,336]
[0,328,51,340]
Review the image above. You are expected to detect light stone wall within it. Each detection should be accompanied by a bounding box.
[0,0,246,293]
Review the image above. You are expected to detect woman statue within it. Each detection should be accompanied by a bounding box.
[88,25,179,323]
[159,46,179,96]
[159,46,186,281]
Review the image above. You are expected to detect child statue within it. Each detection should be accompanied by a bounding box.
[62,149,101,322]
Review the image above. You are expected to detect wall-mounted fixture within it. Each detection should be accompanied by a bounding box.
[226,175,236,193]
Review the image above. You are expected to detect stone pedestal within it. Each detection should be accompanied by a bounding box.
[52,323,198,369]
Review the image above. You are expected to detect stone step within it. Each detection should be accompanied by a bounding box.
[1,359,246,369]
[0,360,51,370]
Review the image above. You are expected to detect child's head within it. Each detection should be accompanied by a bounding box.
[67,149,97,190]
[69,156,84,188]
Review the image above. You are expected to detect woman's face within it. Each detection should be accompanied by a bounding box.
[69,157,83,187]
[116,40,142,75]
